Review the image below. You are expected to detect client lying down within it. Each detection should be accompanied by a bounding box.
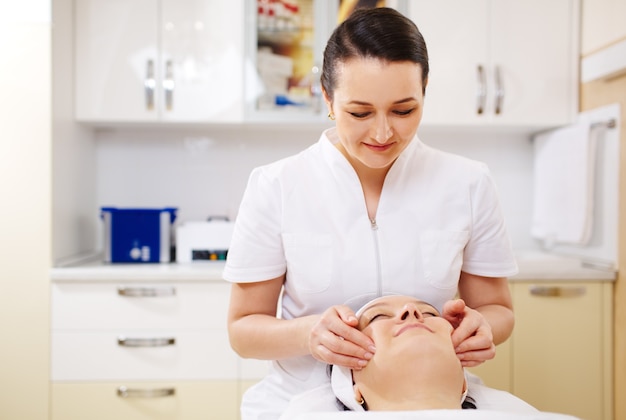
[279,295,580,419]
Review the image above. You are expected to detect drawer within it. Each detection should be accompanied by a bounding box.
[52,282,230,330]
[51,381,238,420]
[52,330,237,381]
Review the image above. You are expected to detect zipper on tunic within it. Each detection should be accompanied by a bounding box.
[370,218,383,297]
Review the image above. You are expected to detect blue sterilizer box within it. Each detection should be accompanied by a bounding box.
[100,207,177,263]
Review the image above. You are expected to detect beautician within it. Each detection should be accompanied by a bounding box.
[223,7,518,420]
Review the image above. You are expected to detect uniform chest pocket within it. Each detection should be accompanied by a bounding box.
[420,230,469,290]
[282,233,333,293]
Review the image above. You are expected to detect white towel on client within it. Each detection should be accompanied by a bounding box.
[531,121,596,247]
[278,381,571,419]
[291,409,580,419]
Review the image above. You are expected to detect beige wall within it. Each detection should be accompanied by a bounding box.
[0,20,51,420]
[581,2,626,418]
[581,75,626,420]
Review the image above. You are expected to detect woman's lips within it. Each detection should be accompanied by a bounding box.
[395,323,434,336]
[364,142,394,152]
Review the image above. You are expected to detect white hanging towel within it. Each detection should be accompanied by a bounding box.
[531,121,597,247]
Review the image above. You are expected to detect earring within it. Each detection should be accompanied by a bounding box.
[328,112,335,121]
[358,397,365,405]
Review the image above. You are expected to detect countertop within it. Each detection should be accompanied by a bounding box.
[50,251,617,282]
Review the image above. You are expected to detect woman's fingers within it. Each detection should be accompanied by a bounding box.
[309,305,375,368]
[442,298,496,366]
[457,342,496,367]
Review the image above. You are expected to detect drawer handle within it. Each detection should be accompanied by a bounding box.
[529,285,586,297]
[117,337,176,347]
[117,386,175,398]
[117,287,176,297]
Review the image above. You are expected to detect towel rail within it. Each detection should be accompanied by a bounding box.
[590,118,616,129]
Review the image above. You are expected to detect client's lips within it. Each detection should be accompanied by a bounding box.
[395,323,434,336]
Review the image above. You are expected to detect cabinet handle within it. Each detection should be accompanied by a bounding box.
[494,65,504,115]
[117,337,176,347]
[529,285,587,297]
[163,60,174,111]
[117,286,176,297]
[144,60,155,110]
[476,65,486,115]
[117,386,175,398]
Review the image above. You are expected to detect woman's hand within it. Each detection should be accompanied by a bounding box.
[442,298,496,367]
[308,305,376,370]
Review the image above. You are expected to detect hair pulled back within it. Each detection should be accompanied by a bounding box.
[321,7,429,101]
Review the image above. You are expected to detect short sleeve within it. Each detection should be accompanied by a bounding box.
[223,166,287,283]
[462,164,518,278]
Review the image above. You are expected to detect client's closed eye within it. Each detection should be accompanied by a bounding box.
[369,313,390,323]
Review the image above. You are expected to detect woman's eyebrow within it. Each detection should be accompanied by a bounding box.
[347,97,418,106]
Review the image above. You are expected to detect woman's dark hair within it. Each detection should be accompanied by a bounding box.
[462,395,477,409]
[320,7,429,101]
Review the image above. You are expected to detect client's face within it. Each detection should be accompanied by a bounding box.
[356,295,454,356]
[352,295,464,410]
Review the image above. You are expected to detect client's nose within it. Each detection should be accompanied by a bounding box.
[400,303,423,321]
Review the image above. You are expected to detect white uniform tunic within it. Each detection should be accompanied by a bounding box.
[223,128,518,420]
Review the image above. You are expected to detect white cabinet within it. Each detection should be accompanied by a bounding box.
[245,0,338,123]
[50,281,241,420]
[75,0,245,123]
[51,382,238,420]
[409,0,577,128]
[246,1,413,123]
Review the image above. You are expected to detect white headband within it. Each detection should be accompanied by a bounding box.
[330,296,469,411]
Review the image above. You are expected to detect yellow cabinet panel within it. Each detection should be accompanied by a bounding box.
[51,381,239,420]
[511,282,612,420]
[468,338,512,392]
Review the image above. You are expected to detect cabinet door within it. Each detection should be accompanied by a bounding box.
[490,0,575,126]
[75,0,159,122]
[246,0,340,122]
[467,337,512,392]
[160,0,244,122]
[408,0,489,126]
[409,0,575,128]
[512,282,612,420]
[51,381,239,420]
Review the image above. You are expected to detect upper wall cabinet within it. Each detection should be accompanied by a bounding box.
[75,0,245,123]
[409,0,578,129]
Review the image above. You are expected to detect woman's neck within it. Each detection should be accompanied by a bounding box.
[344,152,391,221]
[364,389,462,411]
[357,357,466,411]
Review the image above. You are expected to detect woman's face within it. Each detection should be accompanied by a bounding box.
[353,296,459,392]
[356,296,453,348]
[325,58,425,172]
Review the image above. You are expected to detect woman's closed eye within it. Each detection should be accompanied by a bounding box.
[349,111,371,119]
[361,312,391,327]
[393,108,415,116]
[369,313,390,323]
[348,108,415,119]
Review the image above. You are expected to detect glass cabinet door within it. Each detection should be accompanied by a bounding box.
[246,0,407,123]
